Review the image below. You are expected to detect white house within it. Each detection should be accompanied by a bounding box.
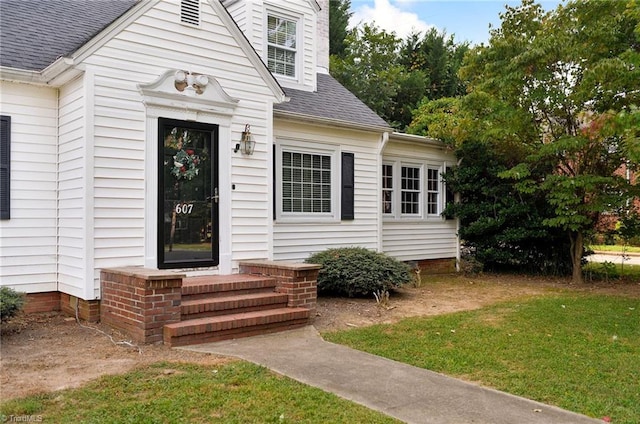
[0,0,458,319]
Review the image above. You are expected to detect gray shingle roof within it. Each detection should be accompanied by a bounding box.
[0,0,138,71]
[274,73,390,130]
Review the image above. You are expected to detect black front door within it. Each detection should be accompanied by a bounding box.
[158,118,218,269]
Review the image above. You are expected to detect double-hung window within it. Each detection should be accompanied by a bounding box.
[382,164,393,214]
[426,168,440,215]
[276,142,354,222]
[267,14,297,78]
[282,150,332,214]
[383,161,447,219]
[401,165,421,215]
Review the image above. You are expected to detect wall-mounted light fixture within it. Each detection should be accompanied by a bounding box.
[174,70,209,96]
[234,124,255,155]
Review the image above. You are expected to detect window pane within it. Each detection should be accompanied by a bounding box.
[282,150,332,214]
[401,166,420,215]
[426,167,440,215]
[267,15,297,77]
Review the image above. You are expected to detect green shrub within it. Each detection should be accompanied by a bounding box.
[305,247,411,297]
[0,287,26,322]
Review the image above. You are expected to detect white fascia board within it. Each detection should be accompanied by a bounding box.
[0,60,82,87]
[273,110,392,133]
[308,0,321,13]
[0,66,46,84]
[209,0,286,103]
[388,132,448,149]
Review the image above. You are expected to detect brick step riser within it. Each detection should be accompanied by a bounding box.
[165,320,309,347]
[181,287,278,301]
[182,300,290,320]
[164,308,310,338]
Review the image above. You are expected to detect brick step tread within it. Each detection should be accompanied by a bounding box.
[164,307,310,338]
[165,321,309,347]
[182,274,277,297]
[181,292,289,318]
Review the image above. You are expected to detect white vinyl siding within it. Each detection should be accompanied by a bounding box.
[273,120,380,261]
[382,135,458,261]
[57,76,90,298]
[81,0,279,280]
[0,82,58,292]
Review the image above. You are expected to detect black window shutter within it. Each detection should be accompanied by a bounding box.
[0,115,10,220]
[341,152,354,220]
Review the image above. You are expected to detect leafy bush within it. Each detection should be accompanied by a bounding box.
[306,247,411,297]
[0,287,26,322]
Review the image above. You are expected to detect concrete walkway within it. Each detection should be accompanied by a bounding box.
[181,326,600,424]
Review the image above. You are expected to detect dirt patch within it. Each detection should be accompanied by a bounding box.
[2,273,639,400]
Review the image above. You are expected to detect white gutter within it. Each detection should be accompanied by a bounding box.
[273,110,392,134]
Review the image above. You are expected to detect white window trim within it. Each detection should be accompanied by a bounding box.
[264,6,302,84]
[275,140,340,223]
[426,166,441,216]
[383,159,446,221]
[382,161,394,216]
[400,162,423,218]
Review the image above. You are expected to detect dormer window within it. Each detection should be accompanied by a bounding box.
[267,14,298,78]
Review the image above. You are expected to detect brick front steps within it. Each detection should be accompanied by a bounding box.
[101,262,320,347]
[164,307,310,347]
[164,274,310,347]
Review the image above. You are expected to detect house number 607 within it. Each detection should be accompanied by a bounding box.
[175,203,194,214]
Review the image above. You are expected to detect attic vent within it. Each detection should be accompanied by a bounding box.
[181,0,200,26]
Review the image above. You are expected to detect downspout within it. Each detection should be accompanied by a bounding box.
[377,131,390,253]
[56,88,61,293]
[456,157,463,272]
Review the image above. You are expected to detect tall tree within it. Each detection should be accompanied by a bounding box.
[329,0,352,58]
[399,28,469,100]
[410,95,573,274]
[330,23,405,126]
[416,0,640,283]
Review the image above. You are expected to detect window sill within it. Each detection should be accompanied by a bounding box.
[275,215,340,224]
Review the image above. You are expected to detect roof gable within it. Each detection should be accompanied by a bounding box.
[0,0,285,101]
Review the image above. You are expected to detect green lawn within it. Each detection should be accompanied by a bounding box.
[585,262,640,281]
[0,361,399,424]
[590,244,640,253]
[324,294,640,424]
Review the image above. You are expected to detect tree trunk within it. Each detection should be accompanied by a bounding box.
[569,231,585,284]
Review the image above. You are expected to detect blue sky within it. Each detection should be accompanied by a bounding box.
[349,0,563,45]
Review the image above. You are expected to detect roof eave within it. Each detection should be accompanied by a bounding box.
[389,132,446,148]
[0,56,81,87]
[274,109,392,133]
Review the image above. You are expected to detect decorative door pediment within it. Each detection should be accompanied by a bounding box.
[138,70,239,116]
